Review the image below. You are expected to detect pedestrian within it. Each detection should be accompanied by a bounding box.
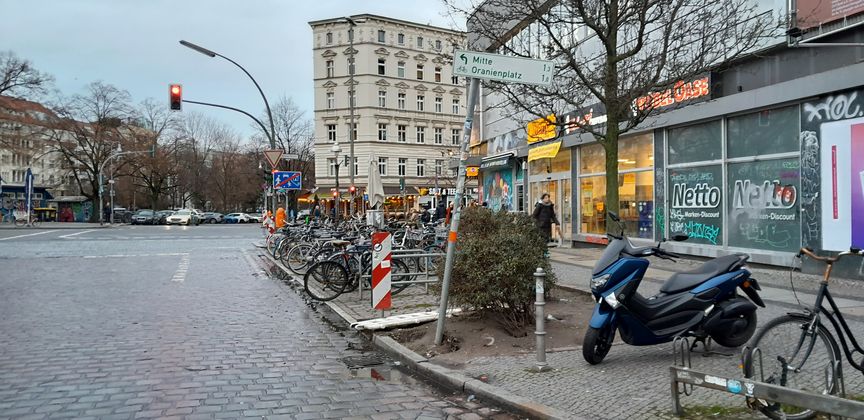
[275,207,286,229]
[532,193,559,244]
[313,204,321,220]
[420,207,432,225]
[445,202,453,225]
[434,200,446,222]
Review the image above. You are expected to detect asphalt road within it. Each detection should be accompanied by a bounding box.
[0,225,511,419]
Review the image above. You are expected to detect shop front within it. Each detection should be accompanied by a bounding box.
[527,140,572,242]
[480,154,516,212]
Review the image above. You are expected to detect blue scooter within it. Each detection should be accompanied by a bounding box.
[583,212,765,364]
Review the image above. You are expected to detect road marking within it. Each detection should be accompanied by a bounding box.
[82,252,188,259]
[0,230,58,241]
[58,229,97,239]
[172,254,191,283]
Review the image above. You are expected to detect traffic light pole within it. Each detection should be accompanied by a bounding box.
[98,150,147,226]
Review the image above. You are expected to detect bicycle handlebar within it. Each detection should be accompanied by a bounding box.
[798,247,864,263]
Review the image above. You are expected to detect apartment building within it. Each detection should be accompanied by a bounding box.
[309,14,468,211]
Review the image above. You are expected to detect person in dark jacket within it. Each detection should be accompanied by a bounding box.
[532,193,559,243]
[434,200,447,221]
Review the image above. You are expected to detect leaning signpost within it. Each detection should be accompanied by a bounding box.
[434,51,555,345]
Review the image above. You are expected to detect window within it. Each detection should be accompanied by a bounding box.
[326,60,334,78]
[434,97,442,113]
[577,134,654,239]
[377,123,387,141]
[351,122,357,142]
[398,158,406,176]
[397,125,407,142]
[327,158,336,176]
[327,124,337,142]
[451,99,460,114]
[398,33,404,44]
[397,61,405,78]
[435,40,442,50]
[416,95,424,111]
[451,75,459,85]
[668,120,722,164]
[434,127,443,144]
[726,106,799,158]
[451,128,460,145]
[349,92,356,108]
[417,159,426,177]
[417,36,424,47]
[378,157,388,175]
[435,159,443,175]
[353,157,358,176]
[378,30,386,43]
[326,92,334,109]
[326,32,333,44]
[397,93,406,110]
[377,58,386,75]
[378,90,386,108]
[416,64,424,80]
[416,126,425,143]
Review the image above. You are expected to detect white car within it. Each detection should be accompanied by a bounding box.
[166,209,201,225]
[225,213,253,223]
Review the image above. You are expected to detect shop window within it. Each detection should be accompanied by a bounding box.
[578,135,656,175]
[529,148,571,175]
[726,158,800,252]
[726,106,799,158]
[667,120,722,165]
[667,165,723,246]
[579,173,654,238]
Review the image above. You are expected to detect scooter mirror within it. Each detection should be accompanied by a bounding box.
[672,233,689,242]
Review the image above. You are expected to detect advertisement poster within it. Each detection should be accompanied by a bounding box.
[667,165,723,245]
[483,168,513,212]
[796,0,864,30]
[727,159,801,252]
[817,118,864,250]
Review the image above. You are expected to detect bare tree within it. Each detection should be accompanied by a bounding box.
[0,51,54,99]
[48,82,136,220]
[175,112,226,209]
[447,0,780,224]
[127,98,182,210]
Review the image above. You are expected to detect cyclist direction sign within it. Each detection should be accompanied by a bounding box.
[453,50,554,87]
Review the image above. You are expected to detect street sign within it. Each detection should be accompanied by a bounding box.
[453,50,554,86]
[273,171,302,191]
[263,149,284,169]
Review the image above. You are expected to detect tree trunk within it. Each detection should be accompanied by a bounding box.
[602,124,620,235]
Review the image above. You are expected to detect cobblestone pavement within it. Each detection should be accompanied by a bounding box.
[0,225,516,420]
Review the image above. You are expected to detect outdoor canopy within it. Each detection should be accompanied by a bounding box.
[367,158,385,209]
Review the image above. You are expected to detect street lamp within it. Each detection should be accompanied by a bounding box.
[331,143,343,223]
[179,40,277,150]
[341,17,358,216]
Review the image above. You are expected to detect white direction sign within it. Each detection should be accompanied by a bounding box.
[262,149,283,169]
[453,50,554,86]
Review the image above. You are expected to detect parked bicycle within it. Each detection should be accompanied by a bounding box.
[742,246,864,420]
[14,211,40,228]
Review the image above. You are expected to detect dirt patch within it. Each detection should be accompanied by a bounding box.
[388,287,595,368]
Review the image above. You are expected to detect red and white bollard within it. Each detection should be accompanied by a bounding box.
[371,232,393,313]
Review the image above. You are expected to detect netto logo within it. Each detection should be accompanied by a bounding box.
[672,183,721,209]
[732,180,796,209]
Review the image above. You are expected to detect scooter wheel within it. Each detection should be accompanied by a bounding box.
[710,310,757,348]
[582,325,615,365]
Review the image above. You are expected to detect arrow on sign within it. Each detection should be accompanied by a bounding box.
[263,149,284,169]
[460,54,467,65]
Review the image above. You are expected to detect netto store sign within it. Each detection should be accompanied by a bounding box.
[672,183,721,209]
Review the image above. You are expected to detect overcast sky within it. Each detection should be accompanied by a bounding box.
[1,0,466,138]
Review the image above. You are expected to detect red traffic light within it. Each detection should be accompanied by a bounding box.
[332,190,339,198]
[169,84,182,111]
[349,186,356,194]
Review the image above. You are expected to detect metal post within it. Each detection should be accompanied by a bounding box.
[334,162,340,224]
[98,172,104,225]
[347,21,356,217]
[109,179,115,225]
[434,77,480,345]
[533,267,550,371]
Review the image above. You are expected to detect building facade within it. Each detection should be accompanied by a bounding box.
[469,2,864,276]
[0,95,76,221]
[309,14,469,213]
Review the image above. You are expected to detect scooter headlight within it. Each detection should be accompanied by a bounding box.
[591,274,612,290]
[603,292,620,309]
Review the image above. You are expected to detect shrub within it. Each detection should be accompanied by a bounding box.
[436,207,556,334]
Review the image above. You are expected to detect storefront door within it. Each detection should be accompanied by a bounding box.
[530,178,572,242]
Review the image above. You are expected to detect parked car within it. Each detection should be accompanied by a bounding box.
[224,213,253,224]
[112,207,133,224]
[201,212,224,224]
[131,209,157,225]
[155,210,174,225]
[166,209,201,226]
[247,213,262,223]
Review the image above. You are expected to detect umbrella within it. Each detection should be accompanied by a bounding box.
[367,158,385,209]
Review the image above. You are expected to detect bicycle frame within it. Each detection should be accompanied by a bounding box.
[805,283,864,373]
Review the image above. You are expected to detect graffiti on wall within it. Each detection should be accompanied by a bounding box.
[667,166,724,245]
[482,169,513,212]
[654,130,666,241]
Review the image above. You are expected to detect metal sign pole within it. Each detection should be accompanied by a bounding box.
[434,77,480,345]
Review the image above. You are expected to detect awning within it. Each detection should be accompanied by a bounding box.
[528,141,562,162]
[480,152,514,170]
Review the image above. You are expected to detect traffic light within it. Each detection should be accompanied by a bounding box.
[332,190,338,198]
[349,185,356,195]
[169,84,182,111]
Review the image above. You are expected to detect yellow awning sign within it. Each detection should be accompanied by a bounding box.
[526,114,557,144]
[528,141,561,162]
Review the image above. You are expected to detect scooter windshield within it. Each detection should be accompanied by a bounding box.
[593,238,626,275]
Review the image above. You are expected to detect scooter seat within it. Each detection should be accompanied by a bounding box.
[659,254,748,294]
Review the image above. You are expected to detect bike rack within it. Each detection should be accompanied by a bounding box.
[357,249,445,303]
[670,342,864,418]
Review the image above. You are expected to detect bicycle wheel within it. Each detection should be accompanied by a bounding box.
[274,237,293,261]
[14,216,26,227]
[303,261,349,302]
[390,258,411,296]
[742,313,841,420]
[285,244,313,274]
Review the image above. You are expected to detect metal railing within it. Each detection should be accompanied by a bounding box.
[357,248,444,299]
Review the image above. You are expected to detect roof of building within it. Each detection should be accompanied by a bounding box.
[308,14,464,36]
[0,95,58,128]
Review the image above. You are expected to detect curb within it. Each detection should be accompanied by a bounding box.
[371,335,582,420]
[258,246,580,419]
